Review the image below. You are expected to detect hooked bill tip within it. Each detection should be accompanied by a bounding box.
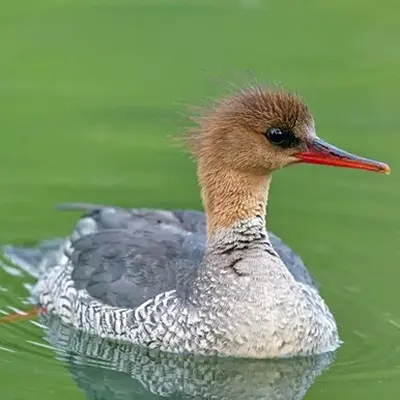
[381,164,391,175]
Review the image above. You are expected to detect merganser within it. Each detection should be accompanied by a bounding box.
[3,85,390,358]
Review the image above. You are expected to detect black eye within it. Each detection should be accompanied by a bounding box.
[266,128,287,144]
[265,127,300,149]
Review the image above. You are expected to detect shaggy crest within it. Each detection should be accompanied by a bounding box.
[185,85,314,159]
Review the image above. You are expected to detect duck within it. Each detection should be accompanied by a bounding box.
[3,85,390,359]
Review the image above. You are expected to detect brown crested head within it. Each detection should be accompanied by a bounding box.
[187,86,315,173]
[186,85,390,175]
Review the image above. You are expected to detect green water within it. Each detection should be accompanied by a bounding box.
[0,0,399,398]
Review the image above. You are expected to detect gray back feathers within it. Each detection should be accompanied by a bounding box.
[57,204,317,309]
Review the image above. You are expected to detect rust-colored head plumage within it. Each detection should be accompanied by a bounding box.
[186,85,315,173]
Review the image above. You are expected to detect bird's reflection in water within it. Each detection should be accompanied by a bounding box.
[39,315,335,400]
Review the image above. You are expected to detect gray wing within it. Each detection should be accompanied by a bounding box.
[59,203,317,309]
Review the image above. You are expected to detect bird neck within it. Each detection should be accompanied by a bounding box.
[197,160,271,238]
